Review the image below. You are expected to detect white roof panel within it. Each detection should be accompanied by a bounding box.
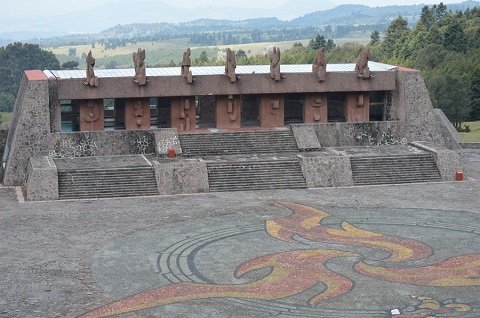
[45,61,397,79]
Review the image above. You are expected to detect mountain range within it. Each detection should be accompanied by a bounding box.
[0,0,479,43]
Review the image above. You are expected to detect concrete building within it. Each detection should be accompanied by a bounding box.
[0,49,462,200]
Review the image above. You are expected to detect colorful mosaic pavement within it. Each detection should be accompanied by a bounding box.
[80,202,480,318]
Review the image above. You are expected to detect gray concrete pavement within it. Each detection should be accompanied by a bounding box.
[1,149,479,318]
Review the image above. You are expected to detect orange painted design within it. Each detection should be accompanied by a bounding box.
[267,202,432,262]
[355,254,480,286]
[78,249,356,318]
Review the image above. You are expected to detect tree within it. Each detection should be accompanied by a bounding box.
[380,16,410,61]
[61,61,79,69]
[68,47,77,57]
[370,31,380,45]
[470,71,480,120]
[443,19,468,53]
[105,60,118,69]
[0,91,15,112]
[427,75,471,129]
[235,49,247,60]
[195,51,209,65]
[0,42,60,98]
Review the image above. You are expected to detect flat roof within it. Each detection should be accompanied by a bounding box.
[44,61,397,79]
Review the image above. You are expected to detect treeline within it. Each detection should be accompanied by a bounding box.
[370,3,480,128]
[0,43,59,114]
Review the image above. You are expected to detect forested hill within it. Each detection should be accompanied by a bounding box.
[10,1,480,48]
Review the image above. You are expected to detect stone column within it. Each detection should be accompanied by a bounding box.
[79,99,104,131]
[260,94,284,128]
[345,92,369,123]
[171,96,196,132]
[216,95,241,129]
[304,94,327,123]
[124,98,150,130]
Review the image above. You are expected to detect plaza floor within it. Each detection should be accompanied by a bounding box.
[0,149,479,318]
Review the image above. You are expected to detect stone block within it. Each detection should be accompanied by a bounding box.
[433,150,463,181]
[291,125,321,151]
[153,159,209,194]
[298,153,353,188]
[154,129,182,156]
[433,109,462,150]
[79,99,104,131]
[23,156,59,201]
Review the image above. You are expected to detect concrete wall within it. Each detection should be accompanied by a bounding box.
[311,121,407,147]
[393,71,445,145]
[298,153,353,188]
[411,142,463,181]
[291,125,321,151]
[3,71,51,186]
[433,109,462,150]
[23,156,59,201]
[153,159,209,195]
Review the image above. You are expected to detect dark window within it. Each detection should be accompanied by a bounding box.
[241,95,260,127]
[284,94,304,124]
[327,93,346,122]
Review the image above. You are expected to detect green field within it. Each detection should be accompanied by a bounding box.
[460,121,480,142]
[0,112,12,122]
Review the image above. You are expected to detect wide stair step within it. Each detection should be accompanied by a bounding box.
[207,159,307,192]
[180,130,299,157]
[58,167,158,199]
[350,154,443,186]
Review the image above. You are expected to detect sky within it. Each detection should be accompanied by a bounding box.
[1,0,469,17]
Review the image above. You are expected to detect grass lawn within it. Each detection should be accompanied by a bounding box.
[460,121,480,142]
[0,112,12,127]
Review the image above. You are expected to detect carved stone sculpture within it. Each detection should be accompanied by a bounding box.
[85,51,99,87]
[269,47,281,81]
[225,48,237,83]
[355,48,370,79]
[312,48,327,82]
[181,48,193,84]
[133,48,147,86]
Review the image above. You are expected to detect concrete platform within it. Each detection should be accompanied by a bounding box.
[0,149,479,318]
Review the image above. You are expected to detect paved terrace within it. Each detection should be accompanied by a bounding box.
[0,148,479,318]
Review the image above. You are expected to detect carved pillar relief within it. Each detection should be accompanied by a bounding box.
[304,94,328,123]
[260,95,284,128]
[346,93,370,123]
[171,96,196,132]
[79,99,104,131]
[216,95,241,129]
[125,98,151,129]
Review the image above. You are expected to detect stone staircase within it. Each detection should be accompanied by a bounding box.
[179,130,298,157]
[207,158,307,192]
[350,154,442,186]
[57,167,158,199]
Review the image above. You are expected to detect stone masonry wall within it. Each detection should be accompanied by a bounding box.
[298,153,353,188]
[3,74,51,186]
[394,71,445,145]
[23,156,58,201]
[48,130,156,158]
[312,121,407,147]
[153,159,209,195]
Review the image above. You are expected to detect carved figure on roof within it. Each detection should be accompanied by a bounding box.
[355,48,370,79]
[133,48,147,86]
[269,47,281,81]
[84,51,99,87]
[181,48,193,84]
[312,48,327,82]
[225,48,237,83]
